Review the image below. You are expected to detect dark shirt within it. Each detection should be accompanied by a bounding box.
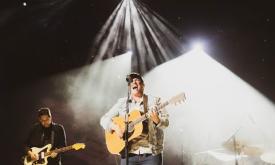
[25,122,67,165]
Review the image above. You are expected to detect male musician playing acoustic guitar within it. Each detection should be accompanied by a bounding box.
[100,73,169,165]
[24,107,67,165]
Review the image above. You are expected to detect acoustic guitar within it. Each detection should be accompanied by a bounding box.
[105,93,186,154]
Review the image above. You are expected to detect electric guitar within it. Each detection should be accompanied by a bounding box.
[105,92,186,154]
[23,143,85,165]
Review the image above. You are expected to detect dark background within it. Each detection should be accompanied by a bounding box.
[1,0,274,164]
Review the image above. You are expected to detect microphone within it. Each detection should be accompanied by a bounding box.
[126,75,132,83]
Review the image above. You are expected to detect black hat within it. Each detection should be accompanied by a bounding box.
[126,72,144,84]
[38,107,52,117]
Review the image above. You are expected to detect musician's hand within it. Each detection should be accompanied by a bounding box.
[50,152,58,158]
[150,108,160,125]
[28,151,38,161]
[111,123,124,138]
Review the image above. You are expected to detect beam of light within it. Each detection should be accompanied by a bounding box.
[59,52,131,162]
[90,0,184,73]
[63,52,132,126]
[143,50,275,164]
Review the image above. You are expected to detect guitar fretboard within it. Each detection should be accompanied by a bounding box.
[45,145,73,156]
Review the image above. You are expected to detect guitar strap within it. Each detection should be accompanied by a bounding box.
[41,125,55,147]
[51,129,55,147]
[142,94,149,134]
[41,132,44,146]
[143,94,148,113]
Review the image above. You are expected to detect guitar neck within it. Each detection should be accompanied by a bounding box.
[129,101,169,127]
[156,101,169,110]
[45,145,73,156]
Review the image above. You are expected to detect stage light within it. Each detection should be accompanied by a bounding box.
[192,42,204,52]
[126,51,133,56]
[90,0,183,73]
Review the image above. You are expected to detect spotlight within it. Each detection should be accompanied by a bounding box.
[126,51,133,55]
[192,42,204,51]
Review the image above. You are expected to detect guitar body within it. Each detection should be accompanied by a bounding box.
[24,144,52,165]
[105,110,143,154]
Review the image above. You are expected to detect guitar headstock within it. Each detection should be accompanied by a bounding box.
[168,92,186,105]
[72,143,86,150]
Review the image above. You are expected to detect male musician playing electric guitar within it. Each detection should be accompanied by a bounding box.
[100,73,169,165]
[24,107,67,165]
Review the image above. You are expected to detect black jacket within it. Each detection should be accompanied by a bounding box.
[25,122,67,165]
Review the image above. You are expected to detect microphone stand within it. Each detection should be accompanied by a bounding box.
[225,126,242,165]
[233,135,239,165]
[124,83,131,165]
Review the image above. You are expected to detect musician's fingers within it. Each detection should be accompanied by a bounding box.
[152,109,159,115]
[32,154,38,160]
[115,126,124,138]
[50,152,58,158]
[153,105,158,111]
